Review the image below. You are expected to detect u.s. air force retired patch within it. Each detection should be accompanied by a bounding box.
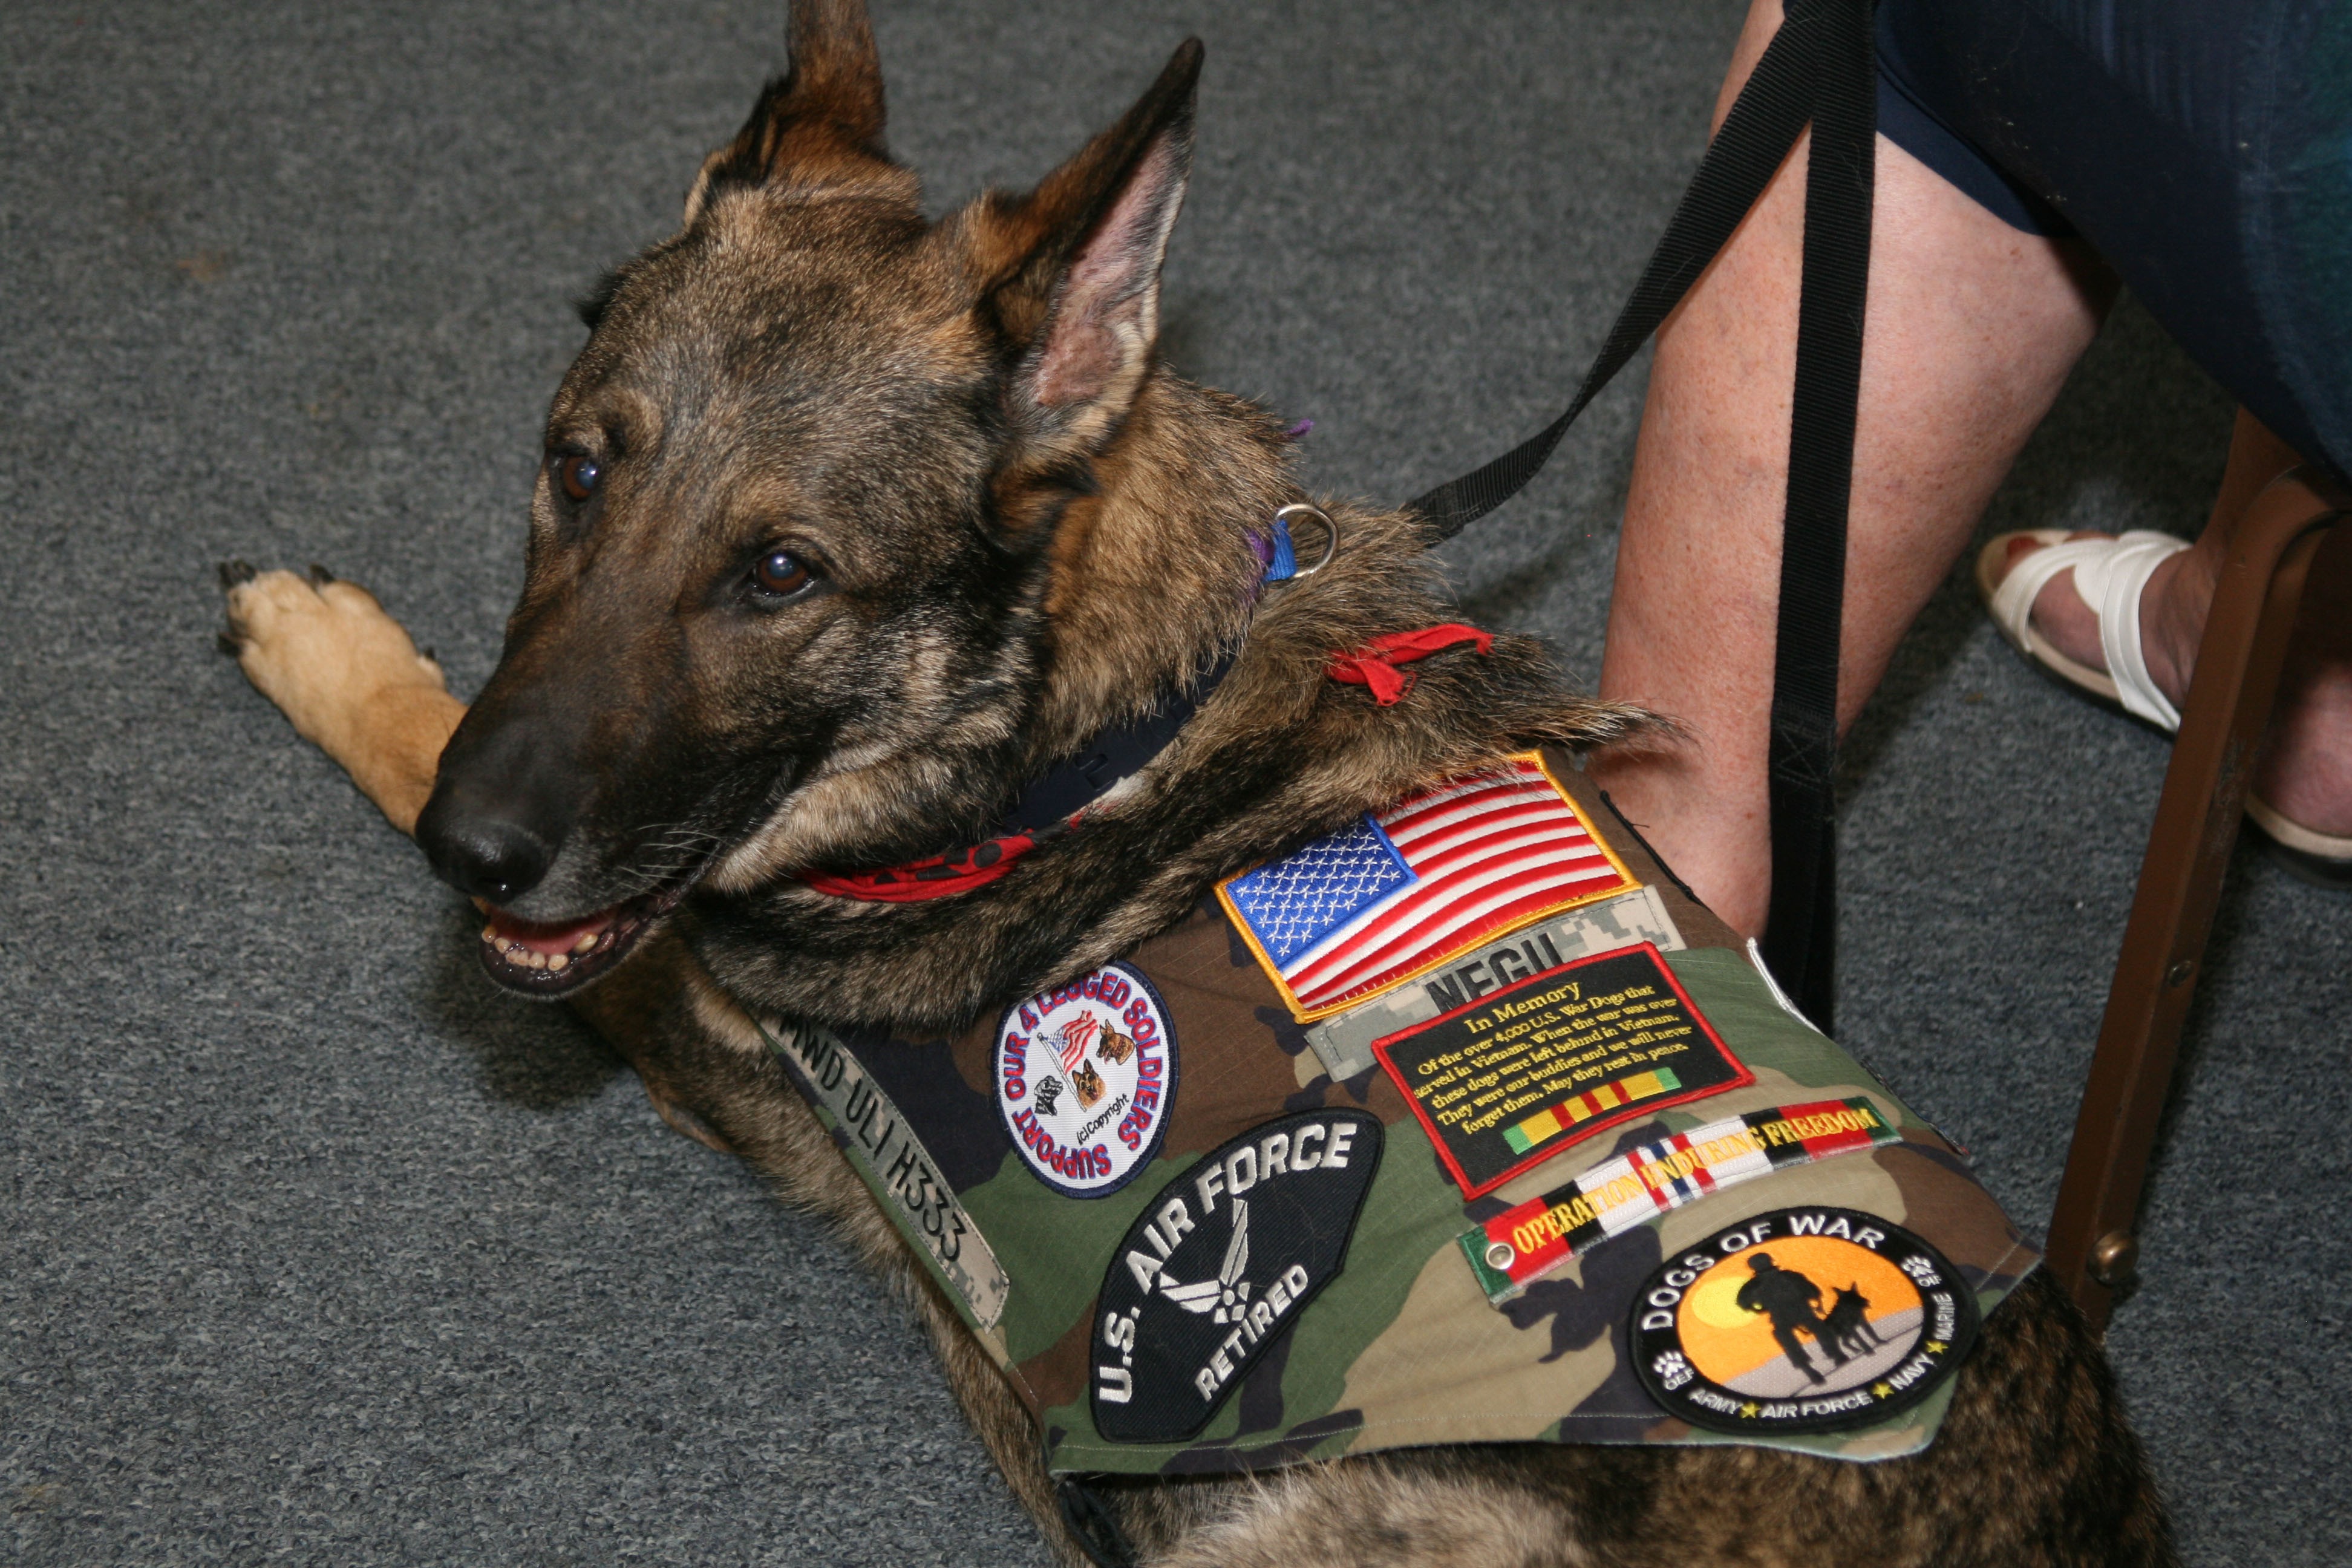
[1091,1111,1382,1443]
[1631,1206,1979,1436]
[995,962,1176,1198]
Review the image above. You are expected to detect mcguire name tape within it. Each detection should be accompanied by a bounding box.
[1459,1097,1900,1304]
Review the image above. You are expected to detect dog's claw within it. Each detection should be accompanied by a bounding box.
[306,563,336,587]
[218,560,258,590]
[642,1076,739,1155]
[216,628,244,656]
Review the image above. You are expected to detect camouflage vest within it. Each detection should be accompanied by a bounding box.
[760,750,2037,1476]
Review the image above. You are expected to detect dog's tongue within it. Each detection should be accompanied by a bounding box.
[485,907,615,956]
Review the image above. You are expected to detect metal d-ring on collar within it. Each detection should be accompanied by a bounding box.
[1265,502,1339,583]
[998,503,1341,836]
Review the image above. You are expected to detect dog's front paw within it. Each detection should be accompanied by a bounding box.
[219,563,447,731]
[218,564,465,835]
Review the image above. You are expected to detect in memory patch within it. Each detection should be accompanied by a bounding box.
[1631,1207,1979,1436]
[1371,942,1749,1197]
[1091,1111,1382,1443]
[995,962,1176,1198]
[1301,884,1687,1083]
[1460,1098,1901,1304]
[1216,754,1638,1022]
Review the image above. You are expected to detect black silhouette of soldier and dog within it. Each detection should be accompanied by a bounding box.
[1736,1253,1887,1383]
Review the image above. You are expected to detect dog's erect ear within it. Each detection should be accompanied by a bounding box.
[965,39,1203,468]
[685,0,899,220]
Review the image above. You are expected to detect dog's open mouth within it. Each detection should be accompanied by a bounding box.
[475,875,696,998]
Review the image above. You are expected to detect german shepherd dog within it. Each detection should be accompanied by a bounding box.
[218,2,2173,1561]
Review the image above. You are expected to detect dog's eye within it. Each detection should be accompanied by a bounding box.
[751,550,814,598]
[555,453,601,503]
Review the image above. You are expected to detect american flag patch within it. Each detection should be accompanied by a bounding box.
[1217,754,1637,1021]
[1056,1012,1100,1075]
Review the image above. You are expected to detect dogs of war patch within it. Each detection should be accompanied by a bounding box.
[1091,1112,1382,1443]
[1631,1207,1979,1436]
[1372,942,1750,1196]
[996,962,1176,1198]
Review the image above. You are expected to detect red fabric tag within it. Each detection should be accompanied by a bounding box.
[1324,623,1495,705]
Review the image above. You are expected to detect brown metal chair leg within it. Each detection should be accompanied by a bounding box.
[2046,468,2350,1331]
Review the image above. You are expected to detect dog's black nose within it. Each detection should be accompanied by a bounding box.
[415,678,595,909]
[416,797,557,906]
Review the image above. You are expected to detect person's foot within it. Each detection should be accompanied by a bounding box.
[1990,531,2201,705]
[1991,531,2352,841]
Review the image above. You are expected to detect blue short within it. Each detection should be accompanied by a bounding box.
[1874,0,2352,480]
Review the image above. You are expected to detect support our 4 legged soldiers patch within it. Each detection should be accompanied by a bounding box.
[995,962,1177,1198]
[1631,1207,1979,1436]
[1090,1112,1383,1443]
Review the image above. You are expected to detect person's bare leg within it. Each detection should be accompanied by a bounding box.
[1985,410,2352,838]
[1587,0,2116,936]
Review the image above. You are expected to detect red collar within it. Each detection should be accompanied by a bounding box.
[799,819,1065,903]
[800,622,1492,903]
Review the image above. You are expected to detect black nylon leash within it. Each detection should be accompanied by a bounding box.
[1409,0,1874,1028]
[1760,0,1873,1033]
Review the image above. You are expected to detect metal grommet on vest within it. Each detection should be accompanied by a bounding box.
[1056,1475,1141,1568]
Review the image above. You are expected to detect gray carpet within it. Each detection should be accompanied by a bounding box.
[4,0,2344,1563]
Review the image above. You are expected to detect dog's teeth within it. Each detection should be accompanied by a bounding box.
[571,932,599,954]
[546,953,569,973]
[525,950,548,970]
[481,924,497,942]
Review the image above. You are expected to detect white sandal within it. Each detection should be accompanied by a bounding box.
[1977,528,2190,730]
[1976,528,2352,886]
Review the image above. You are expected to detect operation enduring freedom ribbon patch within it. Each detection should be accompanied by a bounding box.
[1091,1111,1383,1443]
[1373,942,1750,1197]
[1215,754,1638,1022]
[1460,1098,1901,1304]
[995,962,1177,1198]
[1630,1207,1979,1436]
